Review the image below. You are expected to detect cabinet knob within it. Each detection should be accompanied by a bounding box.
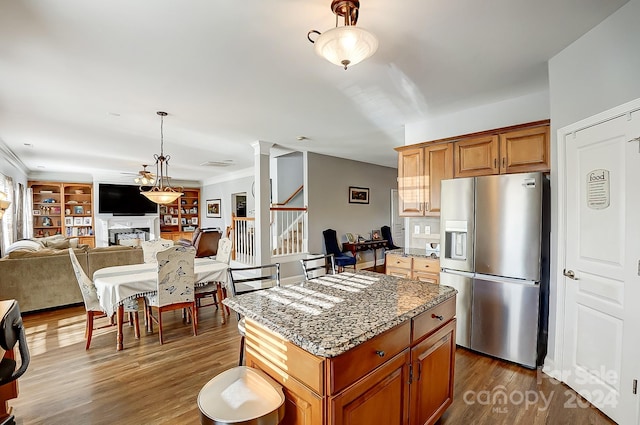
[375,350,385,358]
[432,314,444,321]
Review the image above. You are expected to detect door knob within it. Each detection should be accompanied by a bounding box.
[563,269,578,280]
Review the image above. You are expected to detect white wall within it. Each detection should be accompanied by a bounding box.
[546,0,640,370]
[201,172,254,231]
[306,152,397,265]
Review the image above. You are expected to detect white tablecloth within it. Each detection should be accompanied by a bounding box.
[93,258,228,316]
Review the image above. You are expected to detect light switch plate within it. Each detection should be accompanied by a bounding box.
[414,225,420,234]
[424,226,431,235]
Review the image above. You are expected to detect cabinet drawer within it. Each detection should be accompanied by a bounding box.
[386,254,412,270]
[412,271,440,285]
[412,296,456,343]
[328,320,411,395]
[387,267,412,279]
[412,257,440,274]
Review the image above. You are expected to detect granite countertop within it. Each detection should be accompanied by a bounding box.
[223,270,456,358]
[386,248,440,259]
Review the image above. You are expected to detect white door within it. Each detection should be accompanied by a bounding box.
[562,103,640,424]
[390,189,404,246]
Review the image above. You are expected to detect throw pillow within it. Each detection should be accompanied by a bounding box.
[5,239,43,255]
[47,239,71,250]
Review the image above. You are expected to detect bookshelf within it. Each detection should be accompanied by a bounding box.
[159,188,200,241]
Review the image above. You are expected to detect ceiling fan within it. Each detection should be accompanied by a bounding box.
[121,164,156,185]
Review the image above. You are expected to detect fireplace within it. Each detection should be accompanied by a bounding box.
[94,215,161,247]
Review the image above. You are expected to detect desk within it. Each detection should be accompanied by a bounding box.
[93,258,228,351]
[342,240,388,269]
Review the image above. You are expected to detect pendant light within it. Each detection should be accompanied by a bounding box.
[308,0,378,70]
[140,111,183,205]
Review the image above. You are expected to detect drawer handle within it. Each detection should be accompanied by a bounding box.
[432,314,444,321]
[375,350,385,358]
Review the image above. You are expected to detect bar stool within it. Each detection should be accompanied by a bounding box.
[198,366,285,425]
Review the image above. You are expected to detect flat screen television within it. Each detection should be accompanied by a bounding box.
[98,183,158,216]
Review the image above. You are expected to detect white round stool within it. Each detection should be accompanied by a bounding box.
[198,366,285,425]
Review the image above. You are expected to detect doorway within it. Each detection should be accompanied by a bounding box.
[232,193,247,218]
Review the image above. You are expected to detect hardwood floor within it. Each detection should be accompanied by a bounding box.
[7,305,615,425]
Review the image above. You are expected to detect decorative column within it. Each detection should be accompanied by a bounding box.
[251,141,273,265]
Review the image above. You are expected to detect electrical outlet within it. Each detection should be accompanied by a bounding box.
[414,225,420,234]
[424,226,431,235]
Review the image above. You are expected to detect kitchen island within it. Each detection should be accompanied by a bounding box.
[223,271,457,425]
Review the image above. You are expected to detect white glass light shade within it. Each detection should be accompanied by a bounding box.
[314,26,378,69]
[135,176,155,185]
[141,190,182,205]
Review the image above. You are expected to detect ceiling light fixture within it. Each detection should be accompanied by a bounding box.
[140,112,183,205]
[0,191,11,220]
[307,0,378,70]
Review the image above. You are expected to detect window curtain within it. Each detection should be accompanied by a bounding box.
[15,182,25,240]
[0,174,15,255]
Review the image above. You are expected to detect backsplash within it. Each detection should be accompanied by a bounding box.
[406,217,441,249]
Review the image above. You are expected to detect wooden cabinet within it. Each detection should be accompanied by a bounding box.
[453,135,499,177]
[499,125,550,174]
[386,254,440,284]
[29,181,95,246]
[245,296,456,425]
[159,187,200,241]
[410,320,456,425]
[398,143,453,217]
[453,125,550,178]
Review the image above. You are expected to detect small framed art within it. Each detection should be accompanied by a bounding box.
[171,217,179,225]
[191,217,198,226]
[206,199,221,218]
[83,217,92,226]
[73,217,83,226]
[348,186,369,204]
[64,217,73,226]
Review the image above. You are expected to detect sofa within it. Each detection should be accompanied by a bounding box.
[0,240,144,313]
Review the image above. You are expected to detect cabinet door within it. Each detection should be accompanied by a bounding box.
[499,126,550,174]
[398,148,424,216]
[423,143,453,215]
[410,320,456,425]
[331,350,410,425]
[453,136,499,177]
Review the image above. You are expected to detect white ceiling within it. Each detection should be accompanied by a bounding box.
[0,0,628,182]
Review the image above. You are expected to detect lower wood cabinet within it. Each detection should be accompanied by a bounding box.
[244,297,456,425]
[386,253,440,284]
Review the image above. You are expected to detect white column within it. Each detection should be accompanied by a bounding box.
[251,141,273,265]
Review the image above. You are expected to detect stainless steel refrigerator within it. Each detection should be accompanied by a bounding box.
[439,172,549,368]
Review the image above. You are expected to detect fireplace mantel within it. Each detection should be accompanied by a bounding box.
[94,215,160,247]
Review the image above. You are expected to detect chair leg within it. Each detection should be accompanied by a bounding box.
[157,308,164,345]
[85,312,94,350]
[191,304,198,336]
[133,312,140,339]
[238,335,245,366]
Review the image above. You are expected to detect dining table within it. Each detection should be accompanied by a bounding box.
[93,257,229,351]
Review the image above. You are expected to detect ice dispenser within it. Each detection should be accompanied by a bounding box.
[444,220,468,261]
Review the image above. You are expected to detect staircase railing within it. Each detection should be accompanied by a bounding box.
[271,207,307,257]
[231,215,255,265]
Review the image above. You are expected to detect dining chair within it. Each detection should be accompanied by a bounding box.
[322,228,357,272]
[145,245,198,344]
[227,263,281,366]
[141,238,174,263]
[68,248,140,349]
[300,253,336,280]
[195,237,232,312]
[381,225,400,250]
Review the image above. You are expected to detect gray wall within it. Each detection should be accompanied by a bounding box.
[306,152,397,264]
[200,175,254,231]
[275,152,303,207]
[546,0,640,368]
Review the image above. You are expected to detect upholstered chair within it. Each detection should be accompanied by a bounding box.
[68,248,140,349]
[145,246,197,344]
[322,229,357,272]
[141,238,174,263]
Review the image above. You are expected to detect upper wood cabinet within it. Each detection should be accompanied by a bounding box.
[398,143,453,217]
[499,125,550,174]
[453,125,550,178]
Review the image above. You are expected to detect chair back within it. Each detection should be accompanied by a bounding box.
[0,300,30,385]
[155,246,196,306]
[227,264,281,297]
[216,238,232,265]
[195,229,222,258]
[300,254,336,280]
[381,225,400,249]
[141,238,174,263]
[68,248,102,312]
[322,229,342,256]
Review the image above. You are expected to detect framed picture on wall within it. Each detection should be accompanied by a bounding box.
[206,199,222,218]
[348,186,369,204]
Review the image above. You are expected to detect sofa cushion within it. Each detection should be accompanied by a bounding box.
[6,247,84,259]
[47,238,80,250]
[31,234,65,246]
[5,239,43,255]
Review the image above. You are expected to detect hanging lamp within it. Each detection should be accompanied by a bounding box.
[140,112,183,205]
[307,0,378,70]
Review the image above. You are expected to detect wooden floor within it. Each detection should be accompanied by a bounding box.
[7,304,615,425]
